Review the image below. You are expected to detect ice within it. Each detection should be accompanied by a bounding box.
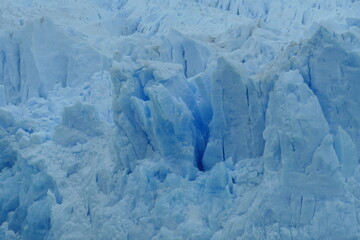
[111,60,204,177]
[0,86,6,107]
[263,70,329,172]
[0,0,360,239]
[53,102,102,147]
[202,57,265,170]
[334,126,358,179]
[0,17,110,105]
[0,118,62,240]
[167,29,211,78]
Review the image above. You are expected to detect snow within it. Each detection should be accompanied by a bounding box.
[0,0,360,239]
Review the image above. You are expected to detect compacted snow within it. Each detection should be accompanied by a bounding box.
[1,0,360,239]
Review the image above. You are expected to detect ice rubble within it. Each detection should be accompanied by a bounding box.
[0,0,360,239]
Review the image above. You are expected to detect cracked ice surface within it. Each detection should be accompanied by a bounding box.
[0,0,360,239]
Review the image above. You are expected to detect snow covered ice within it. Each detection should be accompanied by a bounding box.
[1,0,360,239]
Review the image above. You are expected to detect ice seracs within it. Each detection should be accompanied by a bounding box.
[0,17,110,105]
[0,0,360,239]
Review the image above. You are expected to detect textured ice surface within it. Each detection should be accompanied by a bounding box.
[0,0,360,239]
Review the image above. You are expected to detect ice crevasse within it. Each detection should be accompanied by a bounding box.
[1,0,360,239]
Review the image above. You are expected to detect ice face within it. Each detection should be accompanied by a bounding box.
[53,102,103,147]
[0,110,62,240]
[111,61,203,178]
[0,17,110,105]
[0,0,360,239]
[202,57,266,170]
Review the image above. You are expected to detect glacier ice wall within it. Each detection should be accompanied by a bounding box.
[0,17,110,105]
[1,0,360,239]
[0,109,62,239]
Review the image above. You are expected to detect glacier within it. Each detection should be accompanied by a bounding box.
[0,0,360,239]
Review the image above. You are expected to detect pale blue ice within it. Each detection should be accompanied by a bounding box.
[0,0,360,239]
